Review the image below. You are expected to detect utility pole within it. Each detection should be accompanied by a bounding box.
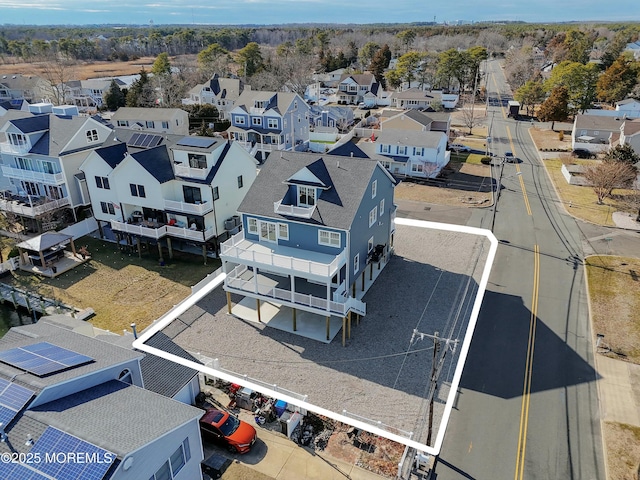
[410,329,459,448]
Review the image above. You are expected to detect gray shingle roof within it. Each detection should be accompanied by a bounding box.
[139,332,200,399]
[26,379,203,457]
[238,151,385,230]
[574,114,626,131]
[376,129,445,148]
[0,322,143,394]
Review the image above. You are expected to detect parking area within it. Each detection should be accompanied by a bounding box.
[165,223,490,448]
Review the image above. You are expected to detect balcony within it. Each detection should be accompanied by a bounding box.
[166,224,216,241]
[0,196,70,217]
[0,142,30,155]
[1,165,65,185]
[164,199,213,216]
[220,230,345,280]
[174,164,209,180]
[225,265,365,316]
[111,220,167,240]
[273,200,316,219]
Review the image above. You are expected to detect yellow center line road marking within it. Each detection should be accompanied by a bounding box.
[514,245,540,480]
[492,75,507,119]
[505,126,532,216]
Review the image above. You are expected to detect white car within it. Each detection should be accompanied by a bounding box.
[450,144,471,152]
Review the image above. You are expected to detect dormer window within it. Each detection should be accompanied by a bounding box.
[86,129,98,142]
[188,153,207,169]
[9,133,26,146]
[298,186,315,207]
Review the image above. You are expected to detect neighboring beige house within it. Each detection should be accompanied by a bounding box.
[110,107,189,136]
[380,109,451,138]
[0,74,51,104]
[389,88,459,110]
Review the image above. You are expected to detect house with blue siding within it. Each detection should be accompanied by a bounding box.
[220,152,396,344]
[226,90,310,163]
[0,321,204,480]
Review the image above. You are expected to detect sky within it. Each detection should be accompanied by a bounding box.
[1,0,639,25]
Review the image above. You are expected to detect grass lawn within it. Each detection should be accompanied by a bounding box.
[542,158,635,226]
[4,236,220,333]
[585,255,640,363]
[602,421,640,480]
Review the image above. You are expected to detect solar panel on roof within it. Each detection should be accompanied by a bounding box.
[141,134,155,147]
[127,132,142,146]
[0,378,34,433]
[0,342,93,377]
[176,136,216,148]
[31,427,115,480]
[148,135,163,147]
[0,463,50,480]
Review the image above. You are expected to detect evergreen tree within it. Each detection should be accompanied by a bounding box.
[103,79,125,111]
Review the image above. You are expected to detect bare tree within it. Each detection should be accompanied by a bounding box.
[460,101,480,135]
[583,161,637,205]
[35,58,78,105]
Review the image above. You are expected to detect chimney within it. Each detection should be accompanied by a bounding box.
[337,160,340,168]
[130,323,138,339]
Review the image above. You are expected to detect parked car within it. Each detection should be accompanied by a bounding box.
[450,144,471,152]
[199,409,257,454]
[572,149,596,159]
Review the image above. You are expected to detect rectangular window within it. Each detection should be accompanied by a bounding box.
[183,185,202,204]
[237,175,243,188]
[354,253,360,273]
[153,460,171,480]
[130,183,146,198]
[381,144,390,153]
[318,230,340,247]
[371,180,377,199]
[379,198,385,216]
[86,129,98,142]
[267,118,278,129]
[298,186,315,206]
[212,186,219,201]
[414,147,424,156]
[162,121,169,129]
[248,218,258,234]
[411,164,423,173]
[188,153,207,169]
[368,236,374,253]
[100,201,115,215]
[146,120,154,128]
[278,223,289,240]
[369,207,377,227]
[235,116,245,125]
[117,120,129,127]
[252,117,262,126]
[398,146,407,155]
[182,438,191,462]
[381,161,391,169]
[169,445,186,476]
[95,176,110,189]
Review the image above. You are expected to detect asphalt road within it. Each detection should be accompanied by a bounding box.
[434,60,605,480]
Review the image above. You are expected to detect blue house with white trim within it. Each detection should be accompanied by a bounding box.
[226,90,310,163]
[220,151,396,343]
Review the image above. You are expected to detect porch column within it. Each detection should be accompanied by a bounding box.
[292,308,297,331]
[256,298,261,323]
[157,241,164,262]
[137,237,142,259]
[166,237,173,260]
[226,291,232,314]
[39,251,46,269]
[70,239,77,256]
[326,282,331,306]
[348,311,352,339]
[326,316,330,341]
[342,317,346,347]
[202,245,207,265]
[291,275,296,303]
[254,267,259,294]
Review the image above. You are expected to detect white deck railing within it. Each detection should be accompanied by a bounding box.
[111,221,167,239]
[273,201,316,219]
[174,164,209,180]
[0,142,30,155]
[1,165,65,184]
[166,224,216,241]
[0,197,70,217]
[221,230,345,278]
[164,199,213,215]
[225,265,365,316]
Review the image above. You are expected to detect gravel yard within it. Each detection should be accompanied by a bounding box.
[169,223,490,447]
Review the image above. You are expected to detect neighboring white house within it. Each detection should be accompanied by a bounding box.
[182,74,247,120]
[65,78,126,112]
[389,88,459,110]
[356,129,449,178]
[336,74,381,106]
[380,109,451,138]
[572,114,626,153]
[110,107,189,136]
[0,74,50,104]
[81,133,258,258]
[618,118,640,155]
[0,103,113,231]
